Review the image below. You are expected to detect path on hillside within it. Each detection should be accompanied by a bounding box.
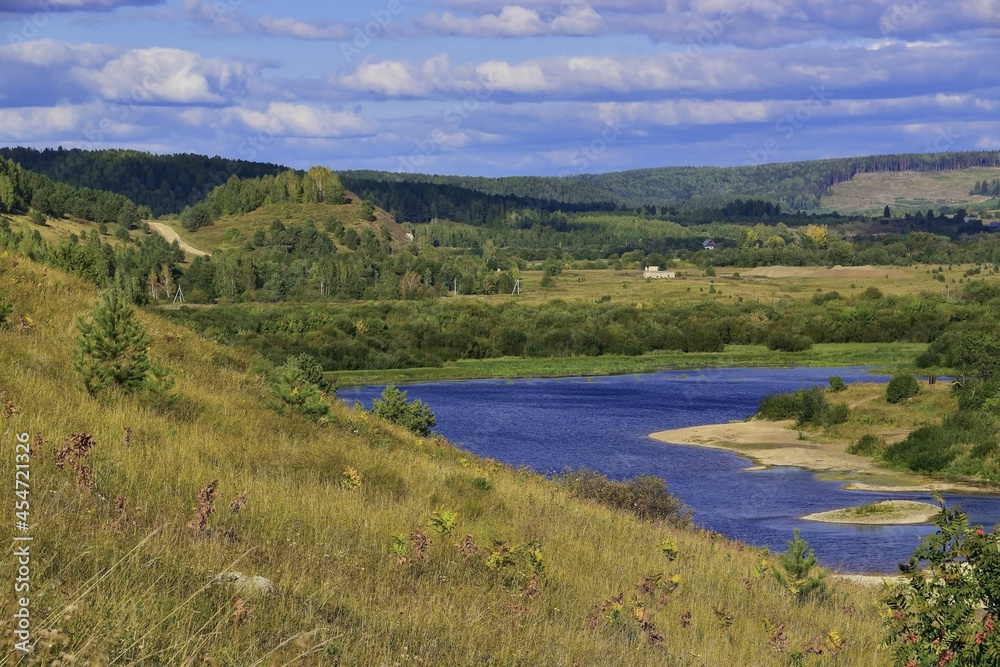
[149,222,209,257]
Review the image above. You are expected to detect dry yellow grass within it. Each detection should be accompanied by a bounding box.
[0,252,895,665]
[823,168,1000,214]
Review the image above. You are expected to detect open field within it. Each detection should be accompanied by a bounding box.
[822,168,1000,215]
[465,263,987,307]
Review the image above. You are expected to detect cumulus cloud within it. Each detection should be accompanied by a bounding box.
[224,102,374,138]
[72,47,255,104]
[336,41,1000,103]
[0,39,116,67]
[421,0,1000,48]
[418,3,601,37]
[0,103,100,141]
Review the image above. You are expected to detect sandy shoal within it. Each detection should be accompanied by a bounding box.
[649,420,992,494]
[801,500,939,525]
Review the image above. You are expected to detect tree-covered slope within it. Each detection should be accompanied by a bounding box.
[0,147,289,217]
[577,152,1000,210]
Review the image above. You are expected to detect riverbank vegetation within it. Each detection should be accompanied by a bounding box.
[1,252,895,664]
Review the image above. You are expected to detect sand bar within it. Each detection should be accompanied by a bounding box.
[802,500,939,525]
[650,420,996,495]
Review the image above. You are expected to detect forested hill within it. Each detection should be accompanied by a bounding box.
[340,173,619,225]
[6,147,1000,217]
[1,156,142,225]
[577,151,1000,210]
[341,169,625,206]
[0,147,288,217]
[348,151,1000,212]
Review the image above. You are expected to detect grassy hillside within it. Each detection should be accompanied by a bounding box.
[0,253,890,664]
[822,168,1000,215]
[157,194,409,256]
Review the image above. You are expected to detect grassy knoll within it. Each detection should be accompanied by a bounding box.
[822,167,1000,214]
[333,342,925,387]
[0,252,891,664]
[155,196,408,256]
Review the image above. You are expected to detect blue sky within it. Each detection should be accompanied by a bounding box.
[1,0,998,176]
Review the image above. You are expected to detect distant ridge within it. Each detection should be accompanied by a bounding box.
[349,151,1000,211]
[4,146,999,214]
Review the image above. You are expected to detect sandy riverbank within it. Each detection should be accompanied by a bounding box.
[649,420,994,495]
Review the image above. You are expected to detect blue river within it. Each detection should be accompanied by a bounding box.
[340,367,1000,573]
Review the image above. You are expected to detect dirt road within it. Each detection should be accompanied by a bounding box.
[149,222,209,257]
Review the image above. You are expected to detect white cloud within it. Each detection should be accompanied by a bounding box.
[226,102,374,138]
[72,47,254,104]
[418,3,602,37]
[0,39,116,67]
[256,16,350,40]
[0,103,98,140]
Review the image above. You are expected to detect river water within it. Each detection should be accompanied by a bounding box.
[340,367,1000,573]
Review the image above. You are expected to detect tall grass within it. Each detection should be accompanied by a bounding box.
[0,252,891,664]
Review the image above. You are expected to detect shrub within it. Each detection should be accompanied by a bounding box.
[955,377,1000,412]
[885,504,1000,667]
[860,286,884,300]
[766,331,813,352]
[824,402,850,426]
[371,385,437,436]
[882,412,997,473]
[757,387,846,427]
[847,434,885,456]
[886,373,920,404]
[756,391,803,421]
[828,375,846,392]
[557,469,692,528]
[914,351,941,368]
[28,209,46,225]
[811,291,842,305]
[704,266,715,277]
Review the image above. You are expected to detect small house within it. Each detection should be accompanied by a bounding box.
[643,266,675,279]
[702,239,716,250]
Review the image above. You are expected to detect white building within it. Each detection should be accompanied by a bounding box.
[643,266,675,279]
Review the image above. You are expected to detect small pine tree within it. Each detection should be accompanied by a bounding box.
[773,529,827,597]
[371,385,436,436]
[268,357,330,421]
[74,290,152,395]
